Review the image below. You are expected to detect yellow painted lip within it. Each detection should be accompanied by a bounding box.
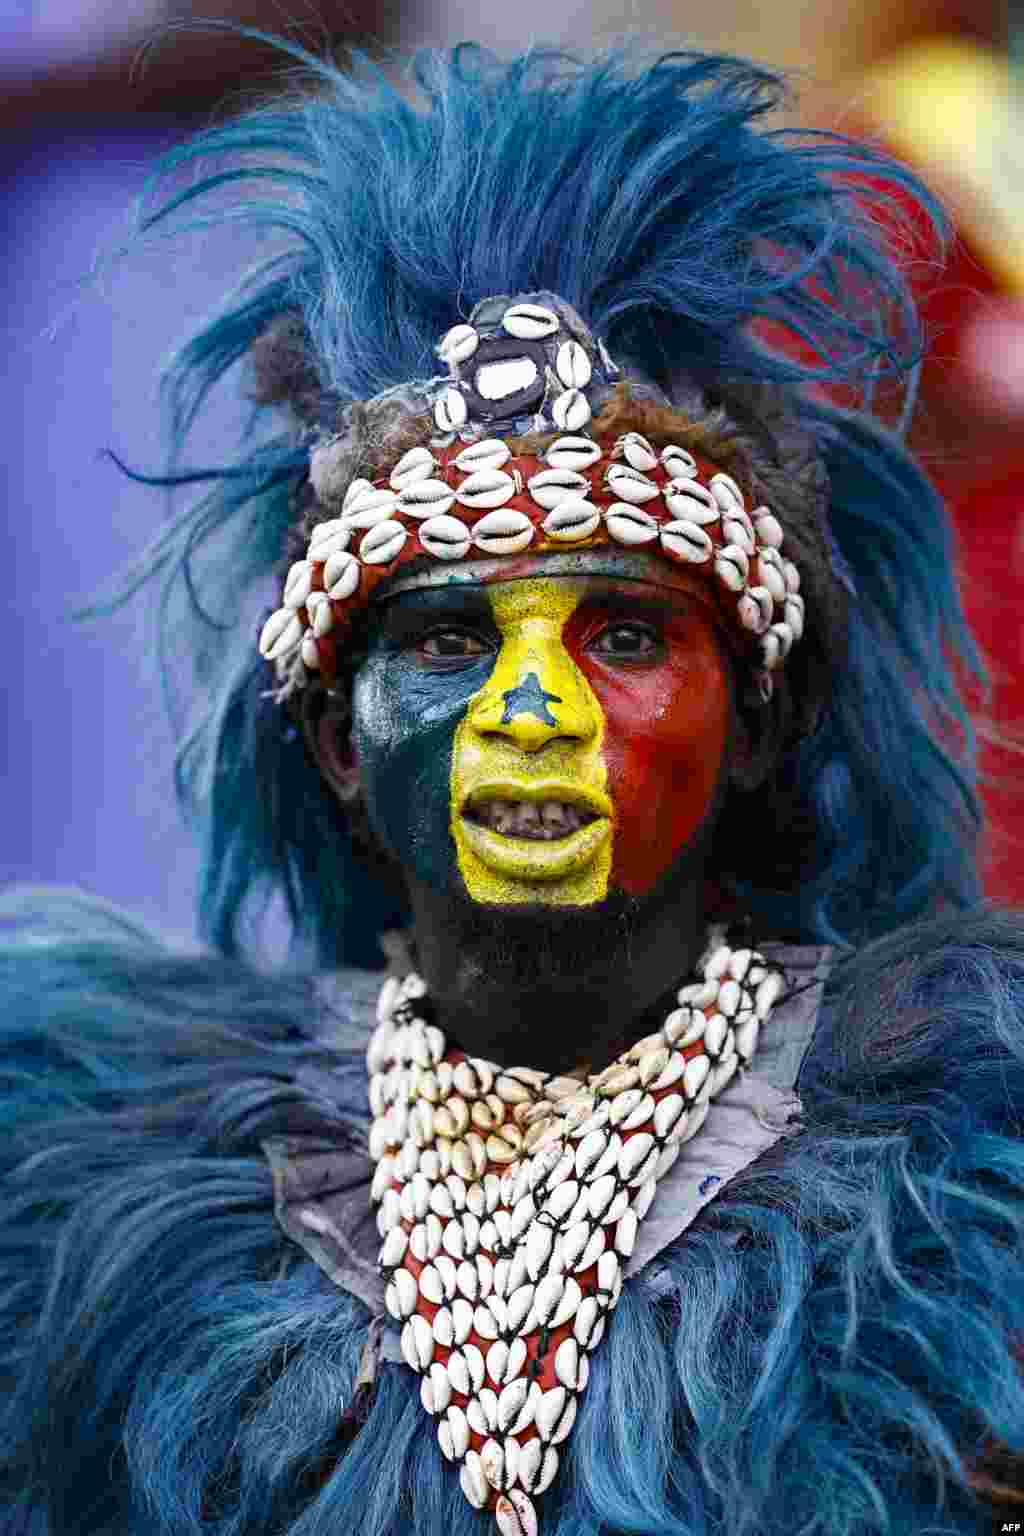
[462,779,613,819]
[458,816,611,882]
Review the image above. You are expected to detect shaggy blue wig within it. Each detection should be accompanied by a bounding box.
[102,38,981,968]
[2,891,1023,1533]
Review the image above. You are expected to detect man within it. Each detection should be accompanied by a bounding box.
[2,40,1023,1536]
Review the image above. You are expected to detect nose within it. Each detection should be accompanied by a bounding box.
[466,619,598,754]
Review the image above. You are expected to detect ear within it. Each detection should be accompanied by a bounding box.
[301,692,363,804]
[727,682,787,794]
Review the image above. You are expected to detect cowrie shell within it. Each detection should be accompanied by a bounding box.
[632,1179,658,1220]
[713,1051,740,1094]
[400,1314,434,1372]
[753,506,784,548]
[615,1207,639,1257]
[446,1403,470,1459]
[664,479,718,523]
[283,560,315,608]
[678,1099,709,1145]
[341,476,374,513]
[307,522,352,564]
[397,479,456,518]
[379,1224,409,1268]
[454,437,511,472]
[552,387,591,432]
[259,608,303,661]
[434,388,467,432]
[386,1267,417,1319]
[556,339,592,388]
[456,468,517,509]
[735,1015,760,1061]
[528,467,590,510]
[535,1385,577,1444]
[573,1295,606,1351]
[784,593,804,640]
[661,444,698,477]
[506,1282,536,1332]
[715,543,750,591]
[761,630,782,670]
[683,1054,711,1100]
[769,619,794,659]
[359,519,407,565]
[755,558,787,604]
[437,323,479,366]
[575,1128,609,1179]
[620,1090,656,1130]
[305,591,335,637]
[605,463,659,503]
[299,632,319,671]
[545,435,602,471]
[619,1132,655,1182]
[615,431,659,473]
[496,1489,538,1536]
[429,1360,452,1416]
[710,471,744,508]
[502,302,559,339]
[389,446,437,492]
[518,1438,559,1494]
[432,1307,455,1347]
[721,510,755,557]
[738,586,773,634]
[661,519,713,564]
[460,1451,489,1510]
[542,498,601,542]
[481,1435,518,1491]
[341,486,399,526]
[587,1173,629,1224]
[452,1297,475,1344]
[544,1179,580,1224]
[472,508,534,556]
[497,1376,533,1434]
[654,1093,687,1140]
[605,503,659,545]
[783,558,801,594]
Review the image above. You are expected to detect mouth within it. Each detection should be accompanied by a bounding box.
[459,782,612,881]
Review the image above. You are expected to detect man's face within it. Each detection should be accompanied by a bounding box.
[344,550,741,1069]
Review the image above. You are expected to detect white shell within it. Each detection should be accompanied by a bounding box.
[359,519,407,566]
[400,1314,434,1372]
[619,1132,655,1182]
[769,620,794,659]
[342,476,375,513]
[437,323,479,366]
[456,468,517,509]
[429,1360,452,1416]
[545,436,603,471]
[544,1178,581,1224]
[784,593,805,640]
[735,1015,760,1061]
[502,302,559,339]
[683,1054,711,1100]
[434,388,468,432]
[556,339,592,388]
[738,586,773,634]
[379,1225,409,1268]
[660,519,713,564]
[389,446,437,491]
[259,608,303,661]
[664,480,719,524]
[386,1267,418,1319]
[397,479,457,518]
[554,1336,588,1391]
[306,521,352,564]
[283,559,315,609]
[615,1208,639,1257]
[710,471,745,508]
[632,1178,658,1220]
[432,1307,455,1347]
[783,559,801,594]
[300,630,321,670]
[452,1297,475,1345]
[517,1438,558,1495]
[654,1092,687,1140]
[753,507,784,548]
[528,467,590,510]
[472,508,534,555]
[454,438,511,472]
[605,463,660,503]
[575,1128,609,1179]
[497,1376,533,1433]
[661,444,698,477]
[506,1282,536,1333]
[552,388,591,432]
[721,510,756,557]
[715,543,750,592]
[616,432,659,473]
[573,1295,606,1350]
[342,485,399,526]
[460,1451,490,1510]
[306,591,335,637]
[496,1490,539,1536]
[605,503,660,546]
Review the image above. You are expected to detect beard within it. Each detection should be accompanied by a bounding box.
[404,854,709,1075]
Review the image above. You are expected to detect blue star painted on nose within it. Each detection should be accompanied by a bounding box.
[500,670,562,727]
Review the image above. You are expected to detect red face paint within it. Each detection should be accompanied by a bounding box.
[560,579,733,898]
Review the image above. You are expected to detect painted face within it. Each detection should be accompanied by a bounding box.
[350,556,733,910]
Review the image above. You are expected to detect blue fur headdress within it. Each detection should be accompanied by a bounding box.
[113,38,980,966]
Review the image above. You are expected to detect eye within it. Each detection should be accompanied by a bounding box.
[419,626,493,660]
[589,621,663,660]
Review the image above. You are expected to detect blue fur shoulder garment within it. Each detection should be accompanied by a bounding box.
[2,891,1023,1535]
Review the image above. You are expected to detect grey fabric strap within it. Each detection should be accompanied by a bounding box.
[265,944,830,1363]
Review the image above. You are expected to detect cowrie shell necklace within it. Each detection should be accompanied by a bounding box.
[366,930,783,1534]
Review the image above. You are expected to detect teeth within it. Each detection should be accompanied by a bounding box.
[469,799,595,838]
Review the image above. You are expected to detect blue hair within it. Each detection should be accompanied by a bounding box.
[106,39,980,964]
[3,891,1023,1533]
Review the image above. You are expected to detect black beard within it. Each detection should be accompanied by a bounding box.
[404,854,711,1075]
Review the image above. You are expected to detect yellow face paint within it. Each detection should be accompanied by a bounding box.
[451,578,612,906]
